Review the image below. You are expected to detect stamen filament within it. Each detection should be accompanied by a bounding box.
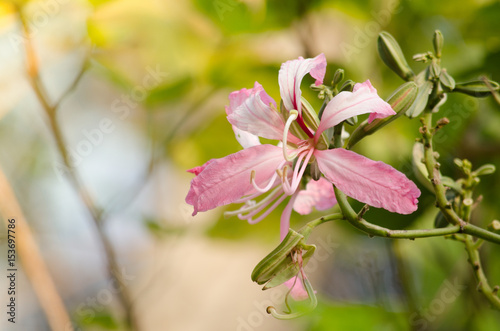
[283,110,299,162]
[224,186,282,217]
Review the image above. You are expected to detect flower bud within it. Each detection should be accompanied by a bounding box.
[489,220,500,232]
[332,69,344,86]
[339,79,355,92]
[251,229,315,289]
[453,80,500,97]
[251,229,303,286]
[472,164,496,177]
[378,31,415,81]
[439,69,455,91]
[433,30,444,58]
[429,62,441,79]
[406,80,433,118]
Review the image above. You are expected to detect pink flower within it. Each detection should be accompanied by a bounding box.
[186,54,420,239]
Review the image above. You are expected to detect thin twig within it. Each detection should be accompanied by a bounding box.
[16,6,141,330]
[0,168,74,331]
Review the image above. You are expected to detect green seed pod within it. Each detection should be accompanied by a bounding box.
[378,31,415,81]
[453,80,500,97]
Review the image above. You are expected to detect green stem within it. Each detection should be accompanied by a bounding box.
[332,187,500,243]
[464,236,500,309]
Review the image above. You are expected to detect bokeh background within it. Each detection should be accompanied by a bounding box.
[0,0,500,330]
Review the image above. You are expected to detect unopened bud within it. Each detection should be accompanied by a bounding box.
[406,80,433,118]
[332,69,344,86]
[339,80,355,92]
[378,31,415,81]
[439,69,455,91]
[473,164,496,177]
[433,30,444,58]
[489,220,500,232]
[454,80,500,97]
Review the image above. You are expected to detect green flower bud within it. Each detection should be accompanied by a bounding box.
[378,31,415,81]
[251,229,315,289]
[339,79,355,92]
[332,69,344,86]
[433,30,444,58]
[406,80,433,118]
[439,69,455,91]
[251,229,303,286]
[453,80,500,97]
[472,164,496,177]
[429,62,441,79]
[488,220,500,232]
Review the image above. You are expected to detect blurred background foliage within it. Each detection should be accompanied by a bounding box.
[0,0,500,330]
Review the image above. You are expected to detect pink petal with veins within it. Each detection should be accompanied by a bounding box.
[227,82,300,144]
[279,54,327,114]
[316,80,395,139]
[186,144,285,215]
[293,177,337,215]
[315,148,420,214]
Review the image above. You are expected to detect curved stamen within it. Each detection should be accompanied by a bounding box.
[283,110,299,162]
[289,147,314,193]
[244,193,288,224]
[224,186,282,217]
[250,159,287,193]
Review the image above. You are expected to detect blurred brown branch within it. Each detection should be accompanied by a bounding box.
[0,167,73,331]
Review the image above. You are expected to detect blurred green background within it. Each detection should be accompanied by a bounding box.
[0,0,500,330]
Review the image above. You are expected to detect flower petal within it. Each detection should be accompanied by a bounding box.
[293,177,337,215]
[231,125,261,148]
[316,80,395,139]
[315,148,420,214]
[279,54,326,114]
[186,144,285,215]
[284,277,309,301]
[227,82,299,143]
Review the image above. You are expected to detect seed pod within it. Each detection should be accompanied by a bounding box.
[378,31,415,81]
